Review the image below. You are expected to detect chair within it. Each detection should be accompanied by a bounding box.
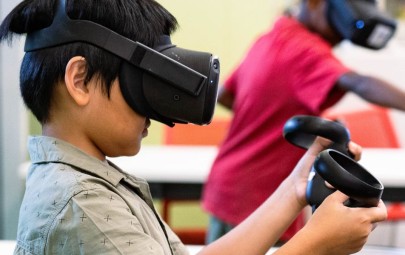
[322,105,399,148]
[164,119,230,146]
[322,105,405,246]
[161,118,230,244]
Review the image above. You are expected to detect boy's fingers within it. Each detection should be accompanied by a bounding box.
[338,199,387,223]
[325,181,334,189]
[348,141,362,161]
[361,201,388,223]
[307,137,332,157]
[327,190,349,203]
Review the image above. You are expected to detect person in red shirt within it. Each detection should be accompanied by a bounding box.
[202,0,405,244]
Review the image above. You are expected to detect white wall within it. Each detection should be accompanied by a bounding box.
[0,0,27,239]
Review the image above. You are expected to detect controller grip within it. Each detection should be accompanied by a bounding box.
[306,169,363,212]
[306,149,384,212]
[306,167,335,212]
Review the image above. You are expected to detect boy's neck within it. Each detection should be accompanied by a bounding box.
[42,124,106,161]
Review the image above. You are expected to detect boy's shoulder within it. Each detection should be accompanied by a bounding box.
[27,136,125,184]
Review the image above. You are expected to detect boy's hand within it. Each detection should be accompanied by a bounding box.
[289,137,362,207]
[302,191,387,255]
[285,138,386,255]
[347,141,362,161]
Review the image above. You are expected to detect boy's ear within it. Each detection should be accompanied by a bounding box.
[64,56,89,106]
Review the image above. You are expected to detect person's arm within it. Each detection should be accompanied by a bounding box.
[337,72,405,111]
[198,139,387,255]
[217,85,235,110]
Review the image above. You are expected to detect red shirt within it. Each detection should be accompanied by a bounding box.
[202,16,350,240]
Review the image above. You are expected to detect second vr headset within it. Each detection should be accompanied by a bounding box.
[327,0,397,50]
[24,0,220,127]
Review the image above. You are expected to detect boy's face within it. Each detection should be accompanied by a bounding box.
[85,78,151,158]
[306,0,343,45]
[44,56,150,160]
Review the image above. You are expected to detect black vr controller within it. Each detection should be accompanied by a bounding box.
[283,115,384,212]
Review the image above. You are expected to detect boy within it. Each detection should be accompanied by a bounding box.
[0,0,386,254]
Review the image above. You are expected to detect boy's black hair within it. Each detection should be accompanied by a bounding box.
[0,0,178,123]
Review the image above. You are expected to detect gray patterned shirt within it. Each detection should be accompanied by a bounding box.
[14,136,189,255]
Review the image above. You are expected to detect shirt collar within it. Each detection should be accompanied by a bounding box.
[28,136,126,186]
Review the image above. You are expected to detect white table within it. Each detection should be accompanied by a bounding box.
[110,145,217,184]
[0,241,16,255]
[357,148,405,201]
[358,148,405,188]
[189,244,405,254]
[108,146,405,201]
[110,146,405,185]
[19,146,405,201]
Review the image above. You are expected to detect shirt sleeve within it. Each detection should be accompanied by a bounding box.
[46,188,169,255]
[290,40,350,113]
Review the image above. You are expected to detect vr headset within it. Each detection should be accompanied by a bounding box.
[327,0,397,49]
[24,0,220,127]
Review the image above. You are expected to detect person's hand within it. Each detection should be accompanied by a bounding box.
[288,138,362,207]
[348,141,362,161]
[302,191,387,255]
